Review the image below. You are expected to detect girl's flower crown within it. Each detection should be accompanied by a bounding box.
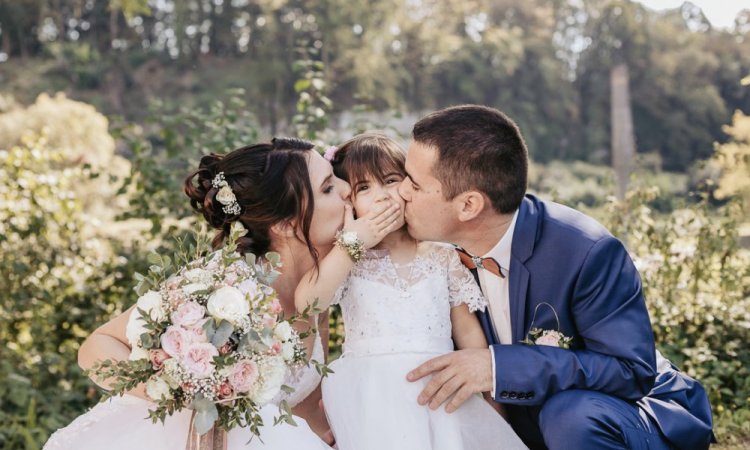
[323,145,339,162]
[212,172,242,215]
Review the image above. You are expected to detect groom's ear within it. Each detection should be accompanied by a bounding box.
[455,190,485,222]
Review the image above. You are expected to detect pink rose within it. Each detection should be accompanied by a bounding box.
[268,341,282,356]
[183,342,219,378]
[217,381,234,399]
[184,321,209,344]
[219,342,233,355]
[227,360,259,393]
[161,326,190,357]
[149,349,170,370]
[270,299,283,315]
[171,301,205,327]
[535,330,563,347]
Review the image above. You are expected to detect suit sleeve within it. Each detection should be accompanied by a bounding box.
[490,236,657,405]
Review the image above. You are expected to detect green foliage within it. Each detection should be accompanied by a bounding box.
[3,0,750,171]
[0,135,146,449]
[114,89,260,234]
[597,188,750,444]
[713,111,750,212]
[292,41,333,142]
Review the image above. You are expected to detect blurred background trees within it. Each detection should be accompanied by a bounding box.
[1,0,749,448]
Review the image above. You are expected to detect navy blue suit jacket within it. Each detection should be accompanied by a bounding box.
[477,195,713,449]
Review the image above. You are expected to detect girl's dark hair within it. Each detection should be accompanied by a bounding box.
[329,133,406,193]
[184,137,319,263]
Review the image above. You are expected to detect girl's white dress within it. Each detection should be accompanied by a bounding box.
[322,242,527,450]
[43,334,331,450]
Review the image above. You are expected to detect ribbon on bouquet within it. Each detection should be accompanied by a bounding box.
[186,411,228,450]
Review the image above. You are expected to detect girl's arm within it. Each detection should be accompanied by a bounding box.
[450,304,509,419]
[294,201,401,313]
[77,306,149,400]
[295,244,355,313]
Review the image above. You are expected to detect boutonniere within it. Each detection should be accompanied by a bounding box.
[520,302,573,349]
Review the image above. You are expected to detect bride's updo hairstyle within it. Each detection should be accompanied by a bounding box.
[184,137,319,262]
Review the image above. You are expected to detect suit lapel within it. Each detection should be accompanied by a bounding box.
[508,195,543,344]
[509,258,529,343]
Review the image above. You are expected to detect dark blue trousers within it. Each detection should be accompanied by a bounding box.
[509,390,673,450]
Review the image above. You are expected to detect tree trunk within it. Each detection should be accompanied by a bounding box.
[1,26,11,56]
[610,63,636,201]
[107,8,124,113]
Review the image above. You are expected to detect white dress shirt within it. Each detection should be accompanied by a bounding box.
[476,210,518,396]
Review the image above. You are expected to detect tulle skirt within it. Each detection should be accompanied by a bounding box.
[322,351,527,450]
[43,395,331,450]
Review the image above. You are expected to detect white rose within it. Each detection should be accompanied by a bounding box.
[145,377,173,401]
[125,309,149,347]
[252,357,288,406]
[136,290,167,322]
[216,185,237,205]
[128,345,149,361]
[182,283,209,295]
[274,321,293,341]
[184,268,212,284]
[281,342,295,361]
[207,286,249,324]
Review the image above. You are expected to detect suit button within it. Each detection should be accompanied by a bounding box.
[509,392,518,399]
[528,392,535,398]
[500,391,509,399]
[519,393,527,399]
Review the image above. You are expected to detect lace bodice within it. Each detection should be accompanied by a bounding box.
[332,242,486,353]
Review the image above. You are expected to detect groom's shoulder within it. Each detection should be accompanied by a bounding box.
[528,195,613,244]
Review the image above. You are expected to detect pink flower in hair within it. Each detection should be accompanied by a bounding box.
[323,145,338,162]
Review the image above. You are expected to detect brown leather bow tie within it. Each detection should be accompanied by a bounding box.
[455,247,506,279]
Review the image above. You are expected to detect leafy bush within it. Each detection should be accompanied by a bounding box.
[598,188,750,444]
[2,90,748,448]
[0,134,145,449]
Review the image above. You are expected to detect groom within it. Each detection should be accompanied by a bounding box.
[400,105,714,449]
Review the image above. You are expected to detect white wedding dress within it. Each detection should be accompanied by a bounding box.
[322,242,527,450]
[44,334,331,450]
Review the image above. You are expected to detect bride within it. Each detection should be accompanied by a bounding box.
[44,138,352,449]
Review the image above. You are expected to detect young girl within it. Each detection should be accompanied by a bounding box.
[295,134,526,450]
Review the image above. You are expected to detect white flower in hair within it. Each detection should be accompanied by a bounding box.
[212,172,242,215]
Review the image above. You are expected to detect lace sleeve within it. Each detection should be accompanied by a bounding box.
[446,246,488,312]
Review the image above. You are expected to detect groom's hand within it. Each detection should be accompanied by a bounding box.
[407,348,494,413]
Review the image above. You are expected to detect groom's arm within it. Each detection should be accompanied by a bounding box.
[409,236,657,411]
[490,236,657,405]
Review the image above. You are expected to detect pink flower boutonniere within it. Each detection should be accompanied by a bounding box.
[520,302,573,349]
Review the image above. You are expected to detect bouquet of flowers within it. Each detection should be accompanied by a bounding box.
[91,223,315,448]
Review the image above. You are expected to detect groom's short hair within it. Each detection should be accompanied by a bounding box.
[412,104,528,214]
